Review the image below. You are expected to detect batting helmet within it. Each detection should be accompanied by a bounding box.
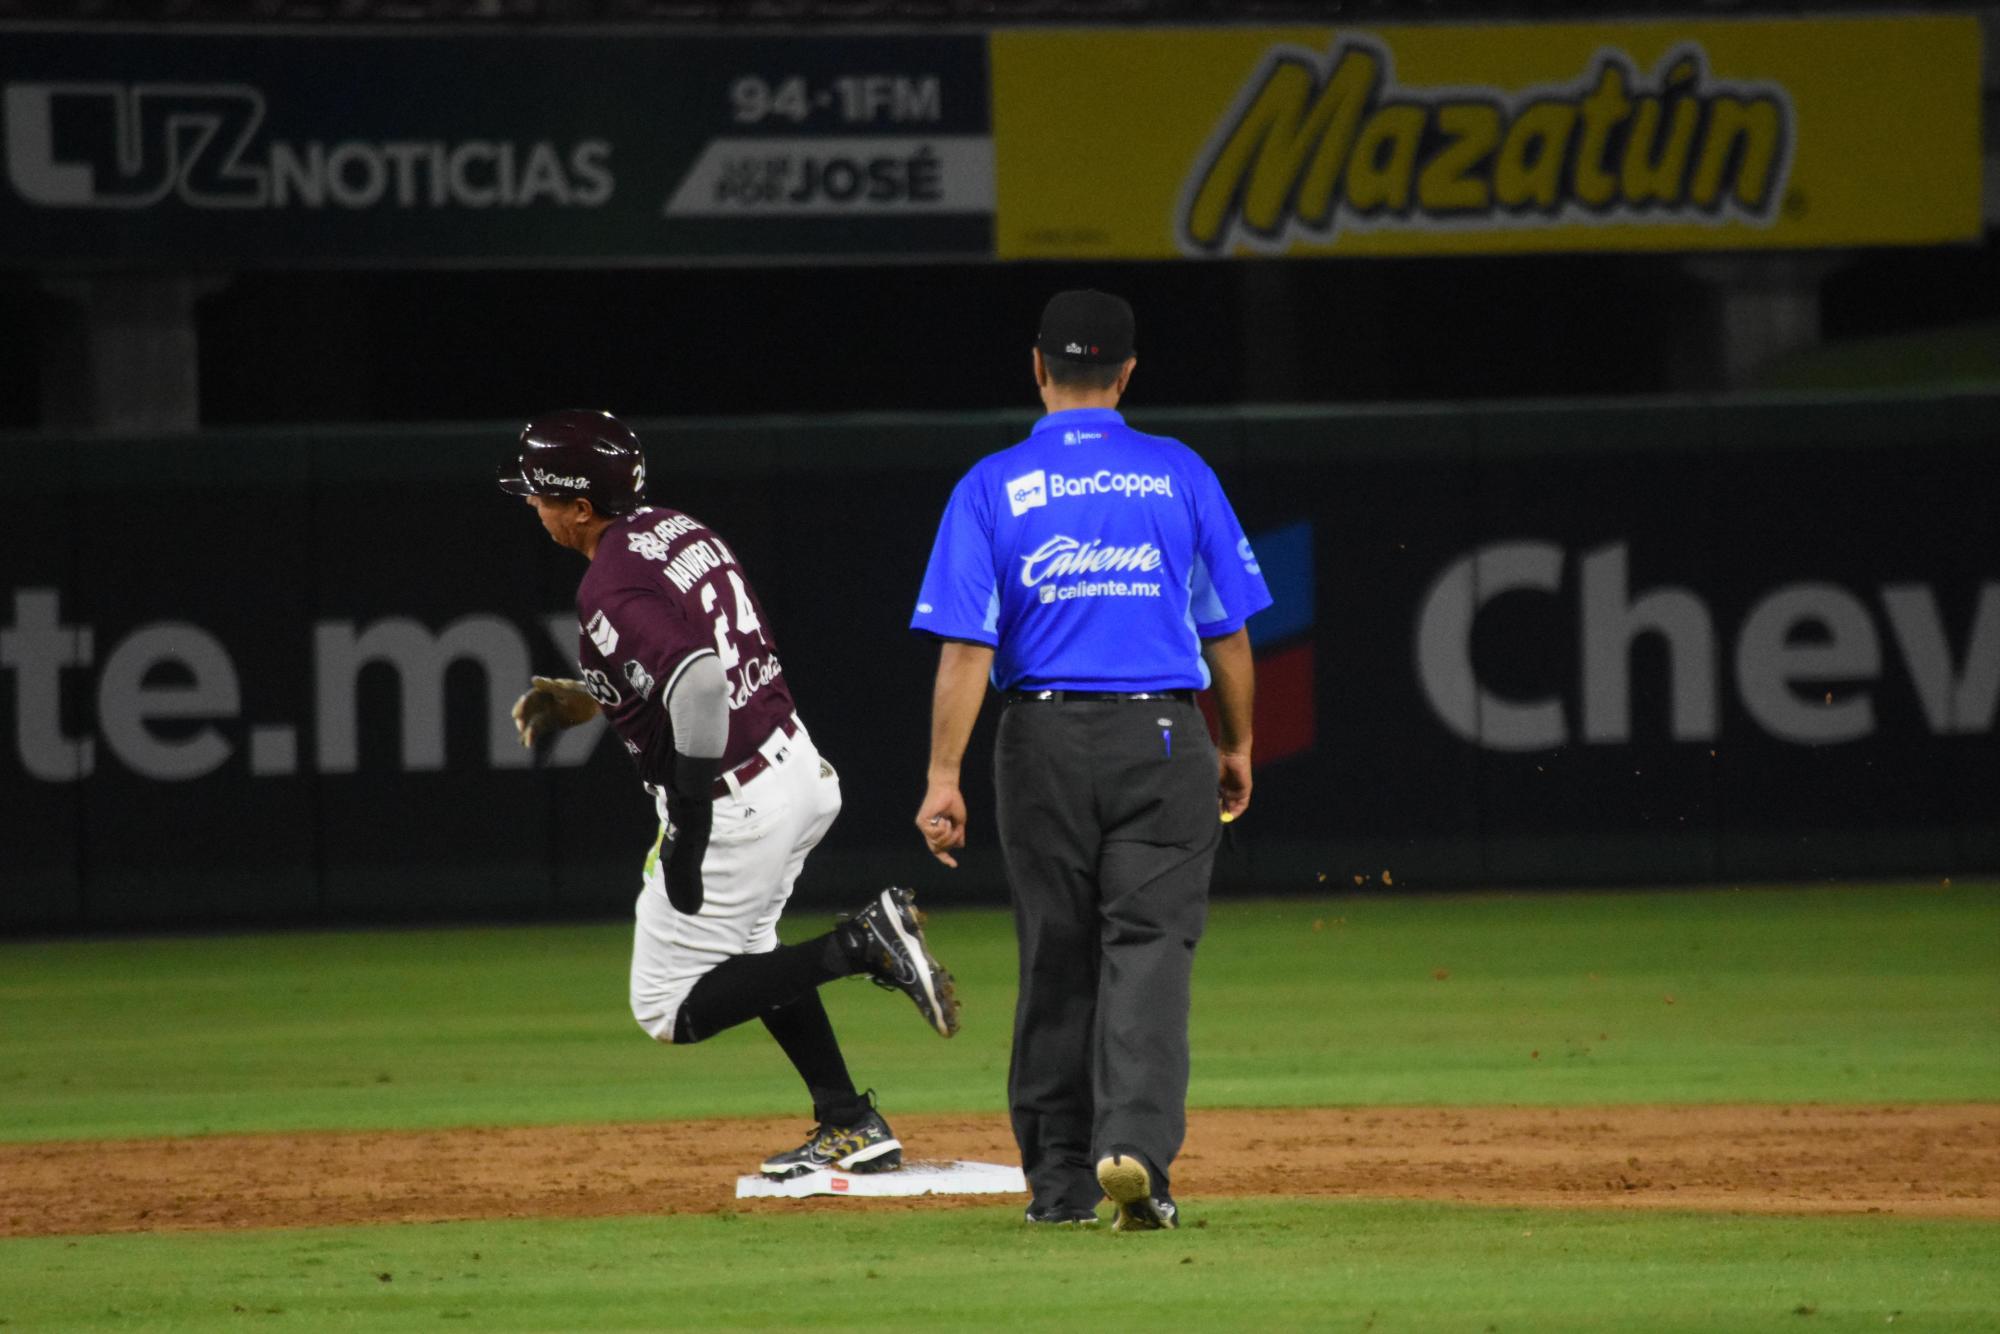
[497,409,648,516]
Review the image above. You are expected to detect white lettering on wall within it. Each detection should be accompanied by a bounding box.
[314,616,531,773]
[0,590,615,782]
[1413,543,1998,751]
[97,623,241,781]
[0,589,94,780]
[1414,541,1566,751]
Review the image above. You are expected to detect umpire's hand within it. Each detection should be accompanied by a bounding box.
[1218,750,1253,822]
[916,781,968,868]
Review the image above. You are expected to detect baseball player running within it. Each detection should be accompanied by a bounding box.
[499,409,958,1179]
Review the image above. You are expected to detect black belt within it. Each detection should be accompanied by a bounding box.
[1003,689,1197,705]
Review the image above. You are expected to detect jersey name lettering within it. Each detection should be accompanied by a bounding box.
[661,538,736,594]
[625,512,704,562]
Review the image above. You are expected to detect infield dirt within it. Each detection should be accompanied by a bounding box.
[4,1104,1994,1238]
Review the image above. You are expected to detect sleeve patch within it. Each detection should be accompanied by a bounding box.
[586,609,620,656]
[622,659,658,698]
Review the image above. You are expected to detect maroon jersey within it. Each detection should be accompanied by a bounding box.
[572,506,797,785]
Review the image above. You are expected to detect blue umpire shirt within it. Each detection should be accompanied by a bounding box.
[911,407,1273,691]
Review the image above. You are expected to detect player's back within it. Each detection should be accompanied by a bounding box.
[574,507,796,780]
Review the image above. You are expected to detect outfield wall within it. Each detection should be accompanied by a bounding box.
[2,391,1996,929]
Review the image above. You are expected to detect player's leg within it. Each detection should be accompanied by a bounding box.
[657,732,955,1043]
[1088,697,1219,1227]
[665,894,952,1043]
[726,732,901,1176]
[760,990,865,1126]
[665,736,851,1044]
[747,740,867,1127]
[629,730,947,1175]
[628,737,829,1044]
[994,700,1106,1219]
[680,736,849,1052]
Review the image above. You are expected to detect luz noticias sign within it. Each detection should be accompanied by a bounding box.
[0,30,994,263]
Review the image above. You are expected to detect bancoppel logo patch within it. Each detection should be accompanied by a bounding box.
[1006,469,1048,517]
[1050,470,1174,501]
[1238,535,1261,574]
[586,609,620,655]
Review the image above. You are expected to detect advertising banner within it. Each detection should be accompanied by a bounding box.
[0,29,992,263]
[990,16,1983,258]
[3,395,1995,930]
[3,17,1980,266]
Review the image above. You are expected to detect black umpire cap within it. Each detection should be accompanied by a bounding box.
[1037,290,1135,365]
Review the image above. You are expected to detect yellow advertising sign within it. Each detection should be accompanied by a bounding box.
[990,17,1981,258]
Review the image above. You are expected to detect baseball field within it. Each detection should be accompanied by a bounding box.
[2,882,1996,1331]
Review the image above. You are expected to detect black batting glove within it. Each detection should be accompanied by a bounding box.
[663,795,712,915]
[663,751,723,916]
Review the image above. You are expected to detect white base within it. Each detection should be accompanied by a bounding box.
[735,1159,1027,1200]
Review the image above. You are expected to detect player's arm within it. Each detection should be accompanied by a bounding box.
[916,639,994,868]
[910,467,999,866]
[660,652,728,915]
[1200,627,1255,821]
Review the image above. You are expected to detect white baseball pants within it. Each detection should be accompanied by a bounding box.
[628,722,842,1043]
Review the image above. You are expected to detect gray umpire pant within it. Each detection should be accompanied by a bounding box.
[994,694,1220,1211]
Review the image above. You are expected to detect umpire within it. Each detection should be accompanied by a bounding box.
[910,290,1271,1230]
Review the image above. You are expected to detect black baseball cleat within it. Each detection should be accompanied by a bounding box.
[1024,1205,1101,1226]
[1096,1151,1179,1232]
[840,887,961,1038]
[760,1103,903,1179]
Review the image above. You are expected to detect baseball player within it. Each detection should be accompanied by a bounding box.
[500,409,958,1179]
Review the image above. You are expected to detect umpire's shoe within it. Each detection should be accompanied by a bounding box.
[1096,1150,1179,1232]
[838,886,961,1038]
[761,1099,902,1179]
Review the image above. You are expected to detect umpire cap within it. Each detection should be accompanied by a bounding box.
[1037,290,1135,365]
[498,409,648,516]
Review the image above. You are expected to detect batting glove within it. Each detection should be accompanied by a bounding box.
[661,751,722,916]
[511,675,600,750]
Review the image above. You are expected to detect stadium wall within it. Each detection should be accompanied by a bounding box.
[2,390,1995,929]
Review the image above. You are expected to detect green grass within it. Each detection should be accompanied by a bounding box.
[1194,882,2000,1107]
[1,1200,1994,1333]
[1,884,1996,1142]
[3,884,1997,1331]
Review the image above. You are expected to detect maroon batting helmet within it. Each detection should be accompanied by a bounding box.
[497,409,648,516]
